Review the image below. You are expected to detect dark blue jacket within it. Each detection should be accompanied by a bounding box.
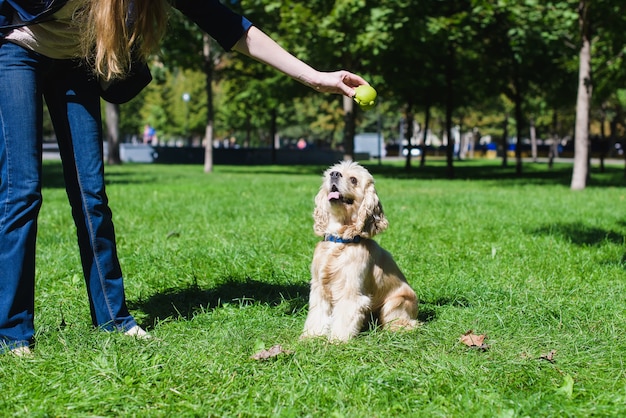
[0,0,253,103]
[0,0,252,51]
[0,0,63,33]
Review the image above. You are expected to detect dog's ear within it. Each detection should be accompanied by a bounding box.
[355,181,388,238]
[313,187,329,236]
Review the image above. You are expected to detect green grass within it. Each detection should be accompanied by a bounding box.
[1,159,625,417]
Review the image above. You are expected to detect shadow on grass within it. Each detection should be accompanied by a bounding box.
[416,306,437,323]
[129,277,440,328]
[530,222,625,246]
[531,221,626,271]
[42,162,162,189]
[365,159,626,187]
[129,278,310,326]
[43,159,625,189]
[412,295,471,324]
[199,159,626,187]
[42,163,69,189]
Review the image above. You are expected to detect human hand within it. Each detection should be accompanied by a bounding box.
[308,70,369,97]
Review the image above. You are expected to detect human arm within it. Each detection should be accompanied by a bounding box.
[171,0,368,97]
[232,26,368,97]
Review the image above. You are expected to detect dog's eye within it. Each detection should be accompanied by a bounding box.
[350,177,357,185]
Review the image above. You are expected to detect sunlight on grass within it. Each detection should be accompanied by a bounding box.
[2,160,624,416]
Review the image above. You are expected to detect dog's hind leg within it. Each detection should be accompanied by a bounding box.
[378,284,419,331]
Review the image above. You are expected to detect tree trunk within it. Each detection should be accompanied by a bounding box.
[501,112,509,167]
[598,105,607,173]
[420,104,430,167]
[469,128,478,159]
[548,109,559,169]
[404,106,414,171]
[270,108,277,164]
[342,95,355,161]
[571,0,592,190]
[203,34,215,174]
[529,116,537,163]
[244,114,251,148]
[611,117,626,179]
[105,101,121,165]
[203,122,214,173]
[513,75,523,176]
[458,117,466,161]
[445,44,455,179]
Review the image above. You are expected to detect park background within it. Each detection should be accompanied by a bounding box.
[37,0,626,188]
[13,0,626,416]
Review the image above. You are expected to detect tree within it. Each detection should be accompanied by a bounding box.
[160,8,225,171]
[256,0,405,160]
[105,102,121,164]
[570,0,626,189]
[377,0,442,170]
[114,0,626,182]
[415,0,491,178]
[571,0,591,190]
[466,0,575,175]
[202,34,215,173]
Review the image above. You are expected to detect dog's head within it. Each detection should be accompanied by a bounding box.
[313,161,388,239]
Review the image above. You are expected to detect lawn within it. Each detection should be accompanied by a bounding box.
[1,159,625,417]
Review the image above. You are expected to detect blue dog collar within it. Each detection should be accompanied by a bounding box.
[324,234,362,244]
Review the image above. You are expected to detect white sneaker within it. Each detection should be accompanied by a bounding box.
[124,325,151,339]
[10,346,32,357]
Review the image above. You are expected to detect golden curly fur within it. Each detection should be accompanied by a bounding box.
[301,161,418,341]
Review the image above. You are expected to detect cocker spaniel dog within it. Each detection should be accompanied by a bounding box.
[301,161,418,341]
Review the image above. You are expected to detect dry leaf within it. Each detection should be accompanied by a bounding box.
[459,330,489,350]
[540,350,557,363]
[250,344,292,360]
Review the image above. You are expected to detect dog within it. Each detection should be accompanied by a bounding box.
[301,161,418,341]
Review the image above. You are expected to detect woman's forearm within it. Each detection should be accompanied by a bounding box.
[233,26,367,97]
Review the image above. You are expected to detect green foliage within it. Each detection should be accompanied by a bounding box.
[102,0,626,152]
[4,160,625,416]
[287,94,345,145]
[166,69,208,138]
[160,8,206,69]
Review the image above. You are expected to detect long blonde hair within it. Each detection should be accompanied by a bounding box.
[80,0,169,81]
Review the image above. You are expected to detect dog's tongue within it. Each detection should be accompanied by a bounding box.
[328,191,341,201]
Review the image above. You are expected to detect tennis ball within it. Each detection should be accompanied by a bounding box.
[353,85,377,110]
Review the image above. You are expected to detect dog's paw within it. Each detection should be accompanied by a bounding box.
[385,318,420,332]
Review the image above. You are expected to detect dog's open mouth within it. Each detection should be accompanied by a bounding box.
[328,185,353,204]
[328,184,342,201]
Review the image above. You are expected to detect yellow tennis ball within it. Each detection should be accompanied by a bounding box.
[353,85,377,110]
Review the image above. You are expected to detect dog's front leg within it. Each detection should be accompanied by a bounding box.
[329,294,371,341]
[301,282,332,339]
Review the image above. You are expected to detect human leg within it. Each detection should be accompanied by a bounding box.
[0,42,44,351]
[44,60,138,332]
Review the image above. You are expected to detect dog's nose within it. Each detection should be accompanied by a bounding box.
[330,171,342,179]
